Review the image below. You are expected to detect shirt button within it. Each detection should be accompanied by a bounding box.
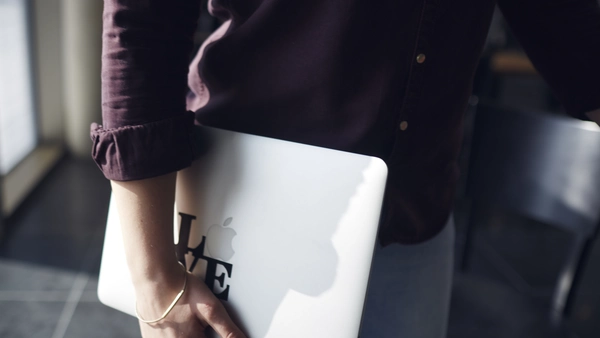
[399,121,408,131]
[416,54,426,64]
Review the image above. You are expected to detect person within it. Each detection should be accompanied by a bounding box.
[91,0,600,337]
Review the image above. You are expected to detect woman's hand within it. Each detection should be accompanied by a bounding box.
[135,267,246,338]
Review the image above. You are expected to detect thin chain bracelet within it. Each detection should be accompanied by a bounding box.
[135,261,189,324]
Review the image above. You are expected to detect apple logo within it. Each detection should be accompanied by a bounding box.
[206,217,237,261]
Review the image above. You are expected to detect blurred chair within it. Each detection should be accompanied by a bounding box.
[460,102,600,324]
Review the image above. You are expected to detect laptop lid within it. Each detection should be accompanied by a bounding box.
[98,127,388,337]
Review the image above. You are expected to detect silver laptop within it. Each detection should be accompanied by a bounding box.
[98,127,388,337]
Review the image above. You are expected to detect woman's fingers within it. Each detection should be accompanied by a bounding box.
[188,276,247,338]
[196,299,247,338]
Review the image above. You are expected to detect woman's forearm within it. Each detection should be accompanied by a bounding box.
[110,172,184,309]
[111,173,246,337]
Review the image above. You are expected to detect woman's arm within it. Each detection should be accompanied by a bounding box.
[91,0,200,182]
[110,173,181,307]
[112,173,245,338]
[93,1,245,336]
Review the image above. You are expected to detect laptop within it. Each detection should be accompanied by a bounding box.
[98,126,388,337]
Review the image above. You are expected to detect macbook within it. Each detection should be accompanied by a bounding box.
[98,127,388,337]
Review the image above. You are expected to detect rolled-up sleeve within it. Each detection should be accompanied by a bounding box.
[497,0,600,120]
[91,0,201,181]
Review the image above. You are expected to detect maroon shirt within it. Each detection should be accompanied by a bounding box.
[91,0,600,245]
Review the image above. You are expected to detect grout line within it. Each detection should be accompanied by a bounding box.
[0,291,71,302]
[77,290,103,303]
[50,225,105,338]
[0,289,103,302]
[50,273,89,338]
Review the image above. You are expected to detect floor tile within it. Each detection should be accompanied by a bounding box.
[452,204,600,338]
[83,276,99,292]
[1,158,111,272]
[79,277,102,303]
[448,275,577,338]
[0,258,76,292]
[571,294,600,338]
[81,230,106,276]
[481,210,570,288]
[0,235,97,271]
[5,159,110,238]
[62,301,140,338]
[0,301,64,338]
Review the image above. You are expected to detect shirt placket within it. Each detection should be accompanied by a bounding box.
[389,0,441,163]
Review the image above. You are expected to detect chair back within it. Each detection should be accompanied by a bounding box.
[467,103,600,236]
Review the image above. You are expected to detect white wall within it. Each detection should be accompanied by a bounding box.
[32,0,63,142]
[31,0,103,156]
[60,0,103,157]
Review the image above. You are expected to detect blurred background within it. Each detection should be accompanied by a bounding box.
[1,0,599,337]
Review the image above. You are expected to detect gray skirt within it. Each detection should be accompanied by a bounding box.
[359,216,455,338]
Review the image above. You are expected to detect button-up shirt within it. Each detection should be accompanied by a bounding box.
[92,0,600,244]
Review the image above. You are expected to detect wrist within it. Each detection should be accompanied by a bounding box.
[130,258,183,292]
[133,260,187,317]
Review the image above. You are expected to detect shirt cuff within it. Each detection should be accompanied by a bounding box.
[90,112,198,181]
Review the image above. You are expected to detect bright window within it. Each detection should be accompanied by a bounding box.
[0,0,37,175]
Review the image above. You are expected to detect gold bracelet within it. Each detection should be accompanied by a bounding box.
[135,261,189,324]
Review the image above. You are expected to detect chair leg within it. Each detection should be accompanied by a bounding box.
[563,236,596,317]
[551,219,600,325]
[550,233,588,325]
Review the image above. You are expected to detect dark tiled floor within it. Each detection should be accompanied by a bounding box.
[0,301,65,338]
[63,300,140,338]
[0,158,138,338]
[1,157,599,337]
[451,203,600,338]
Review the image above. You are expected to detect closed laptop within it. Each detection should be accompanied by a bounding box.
[98,127,388,337]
